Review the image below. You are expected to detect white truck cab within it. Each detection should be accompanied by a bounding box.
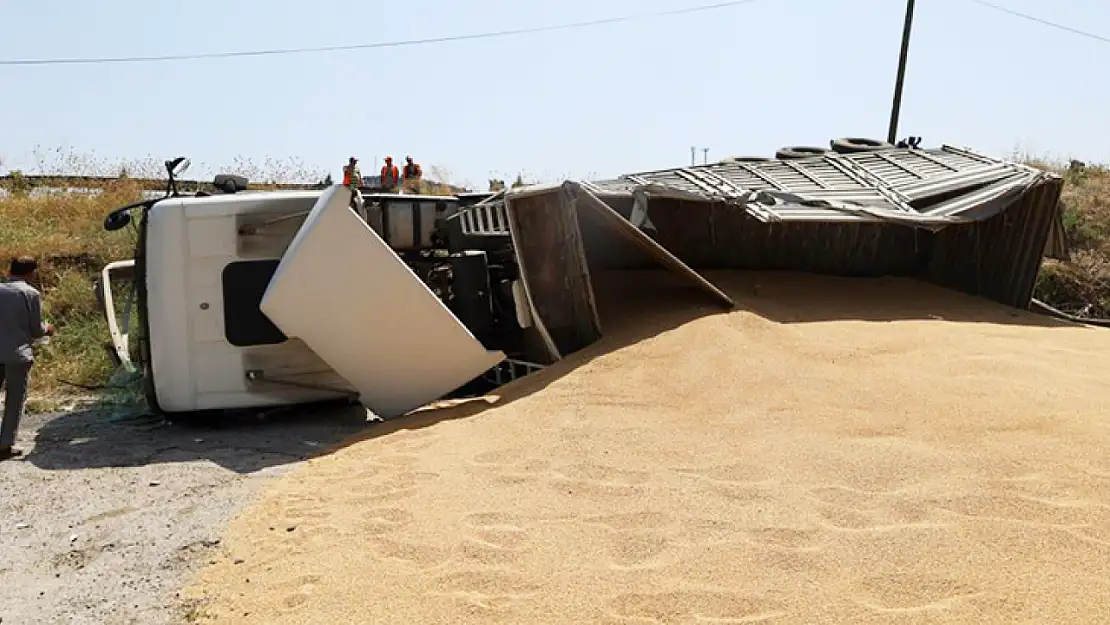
[99,158,532,419]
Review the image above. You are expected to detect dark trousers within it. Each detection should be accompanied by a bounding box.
[0,361,31,449]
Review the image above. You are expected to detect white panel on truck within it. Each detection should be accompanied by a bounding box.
[260,186,505,418]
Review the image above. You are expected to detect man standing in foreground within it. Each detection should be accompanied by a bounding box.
[0,256,54,460]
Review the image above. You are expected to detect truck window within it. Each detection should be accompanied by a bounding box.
[221,259,288,347]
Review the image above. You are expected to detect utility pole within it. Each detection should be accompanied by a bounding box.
[702,148,709,165]
[690,146,696,166]
[887,0,916,144]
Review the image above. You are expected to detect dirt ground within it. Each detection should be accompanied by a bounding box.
[0,401,370,625]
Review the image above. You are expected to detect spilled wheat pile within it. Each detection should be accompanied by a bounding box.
[187,271,1110,624]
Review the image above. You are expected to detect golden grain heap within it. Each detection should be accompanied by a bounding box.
[186,271,1110,624]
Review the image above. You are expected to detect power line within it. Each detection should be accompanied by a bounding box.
[968,0,1110,45]
[0,0,766,67]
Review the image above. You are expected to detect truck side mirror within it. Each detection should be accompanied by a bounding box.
[104,210,132,231]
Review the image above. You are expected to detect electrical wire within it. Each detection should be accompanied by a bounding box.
[0,0,765,67]
[967,0,1110,45]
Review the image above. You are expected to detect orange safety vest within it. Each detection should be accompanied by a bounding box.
[343,164,360,187]
[403,163,422,179]
[381,164,399,184]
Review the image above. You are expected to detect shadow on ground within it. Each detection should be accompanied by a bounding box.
[706,270,1082,328]
[26,400,371,474]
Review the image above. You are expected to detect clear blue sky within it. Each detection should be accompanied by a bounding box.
[1,0,1107,187]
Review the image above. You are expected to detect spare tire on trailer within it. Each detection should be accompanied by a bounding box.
[829,137,893,154]
[213,173,249,194]
[775,146,828,160]
[722,156,771,163]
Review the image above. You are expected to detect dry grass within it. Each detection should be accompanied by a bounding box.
[0,178,144,410]
[1026,159,1110,317]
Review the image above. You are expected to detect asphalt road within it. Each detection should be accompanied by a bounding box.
[0,402,370,625]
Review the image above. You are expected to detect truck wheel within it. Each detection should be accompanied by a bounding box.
[829,137,893,154]
[775,146,828,160]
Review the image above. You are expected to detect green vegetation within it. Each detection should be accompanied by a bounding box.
[1031,160,1110,317]
[0,177,142,410]
[1,149,1107,409]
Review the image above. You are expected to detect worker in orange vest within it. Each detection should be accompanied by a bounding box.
[342,157,361,189]
[381,156,400,192]
[342,156,362,210]
[401,155,423,194]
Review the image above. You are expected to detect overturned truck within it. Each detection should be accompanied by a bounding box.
[99,160,530,419]
[98,144,1065,419]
